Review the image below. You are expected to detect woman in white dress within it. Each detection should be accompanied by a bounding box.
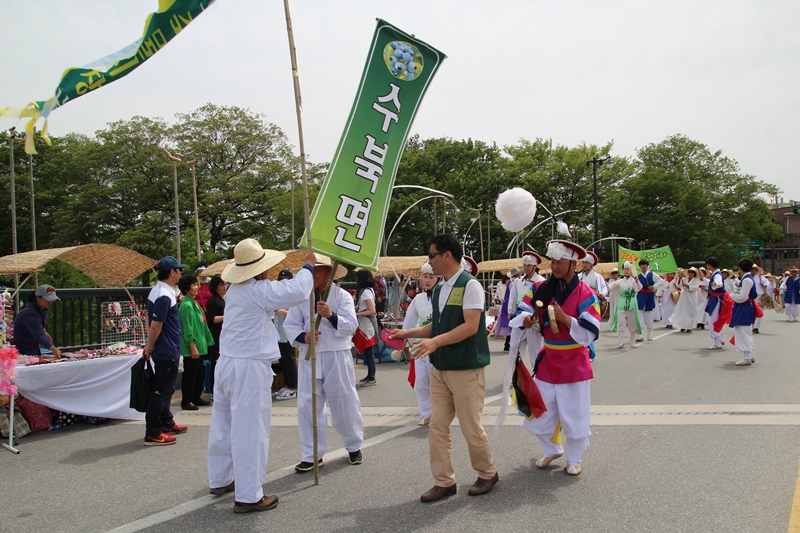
[610,262,642,348]
[659,272,679,329]
[695,268,710,329]
[671,267,702,332]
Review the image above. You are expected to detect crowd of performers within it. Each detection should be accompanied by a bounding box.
[197,233,799,512]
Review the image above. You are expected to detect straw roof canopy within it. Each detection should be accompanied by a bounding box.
[204,250,312,281]
[477,257,551,274]
[368,256,430,278]
[0,244,154,288]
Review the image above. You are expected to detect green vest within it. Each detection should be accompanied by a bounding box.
[430,271,491,371]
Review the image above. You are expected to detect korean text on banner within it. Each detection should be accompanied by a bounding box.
[0,0,216,154]
[305,19,446,270]
[618,245,680,274]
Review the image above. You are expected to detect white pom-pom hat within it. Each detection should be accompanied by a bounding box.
[522,251,542,266]
[545,239,588,262]
[495,188,537,233]
[582,251,598,266]
[420,262,435,275]
[460,256,479,276]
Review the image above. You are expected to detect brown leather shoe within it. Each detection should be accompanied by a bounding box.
[233,494,279,513]
[468,473,499,496]
[209,480,235,495]
[420,484,457,502]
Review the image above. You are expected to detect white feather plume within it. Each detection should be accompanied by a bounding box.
[556,220,571,238]
[495,188,537,232]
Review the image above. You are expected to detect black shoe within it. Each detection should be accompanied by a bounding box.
[195,398,211,406]
[358,376,369,383]
[348,450,363,465]
[666,325,673,329]
[295,459,324,472]
[181,402,198,411]
[753,328,760,334]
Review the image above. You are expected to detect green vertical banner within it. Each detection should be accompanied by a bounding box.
[618,245,680,274]
[306,19,446,270]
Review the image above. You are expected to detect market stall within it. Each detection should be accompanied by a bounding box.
[16,350,144,421]
[0,244,155,452]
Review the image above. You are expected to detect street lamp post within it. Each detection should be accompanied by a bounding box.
[585,154,613,248]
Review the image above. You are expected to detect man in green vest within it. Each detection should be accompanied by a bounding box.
[390,234,498,502]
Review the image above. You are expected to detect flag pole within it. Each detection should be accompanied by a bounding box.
[283,0,320,486]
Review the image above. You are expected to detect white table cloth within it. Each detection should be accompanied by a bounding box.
[15,354,144,420]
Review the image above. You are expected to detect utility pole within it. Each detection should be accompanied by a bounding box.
[28,149,37,286]
[8,128,18,310]
[164,149,183,263]
[187,158,201,261]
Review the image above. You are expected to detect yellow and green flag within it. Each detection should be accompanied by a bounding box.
[305,19,446,270]
[618,245,679,274]
[0,0,215,154]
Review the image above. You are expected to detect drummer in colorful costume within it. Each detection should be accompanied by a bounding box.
[520,240,600,476]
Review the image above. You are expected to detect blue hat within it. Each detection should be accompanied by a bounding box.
[157,256,186,270]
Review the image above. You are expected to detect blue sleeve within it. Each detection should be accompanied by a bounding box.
[295,333,306,345]
[327,314,339,329]
[150,295,171,323]
[15,309,51,349]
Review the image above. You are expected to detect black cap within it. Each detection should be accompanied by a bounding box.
[277,269,293,280]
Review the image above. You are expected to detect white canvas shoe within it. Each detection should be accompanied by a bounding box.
[536,453,563,468]
[566,464,582,475]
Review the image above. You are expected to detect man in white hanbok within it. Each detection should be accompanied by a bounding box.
[207,240,315,513]
[750,265,769,334]
[402,262,438,426]
[507,251,544,369]
[284,258,364,472]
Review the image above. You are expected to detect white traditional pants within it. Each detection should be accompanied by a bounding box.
[522,379,591,465]
[508,326,528,367]
[297,349,363,463]
[207,356,274,504]
[414,356,432,418]
[638,310,654,339]
[787,303,800,321]
[733,326,754,361]
[708,305,723,347]
[617,310,639,345]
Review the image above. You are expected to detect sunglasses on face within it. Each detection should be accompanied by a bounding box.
[428,252,444,260]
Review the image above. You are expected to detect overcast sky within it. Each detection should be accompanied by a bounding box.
[3,1,799,202]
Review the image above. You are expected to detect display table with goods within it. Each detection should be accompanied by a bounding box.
[16,344,145,421]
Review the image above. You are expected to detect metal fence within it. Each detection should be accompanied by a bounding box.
[18,287,152,351]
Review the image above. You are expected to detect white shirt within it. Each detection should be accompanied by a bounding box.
[438,268,484,313]
[579,269,608,297]
[284,284,358,354]
[357,287,375,312]
[219,268,313,361]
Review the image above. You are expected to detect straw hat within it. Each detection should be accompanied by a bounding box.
[688,267,700,276]
[222,239,286,283]
[791,266,799,272]
[314,254,348,280]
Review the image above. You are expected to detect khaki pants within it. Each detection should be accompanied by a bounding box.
[429,366,497,486]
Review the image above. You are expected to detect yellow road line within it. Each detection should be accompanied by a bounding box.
[789,457,800,533]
